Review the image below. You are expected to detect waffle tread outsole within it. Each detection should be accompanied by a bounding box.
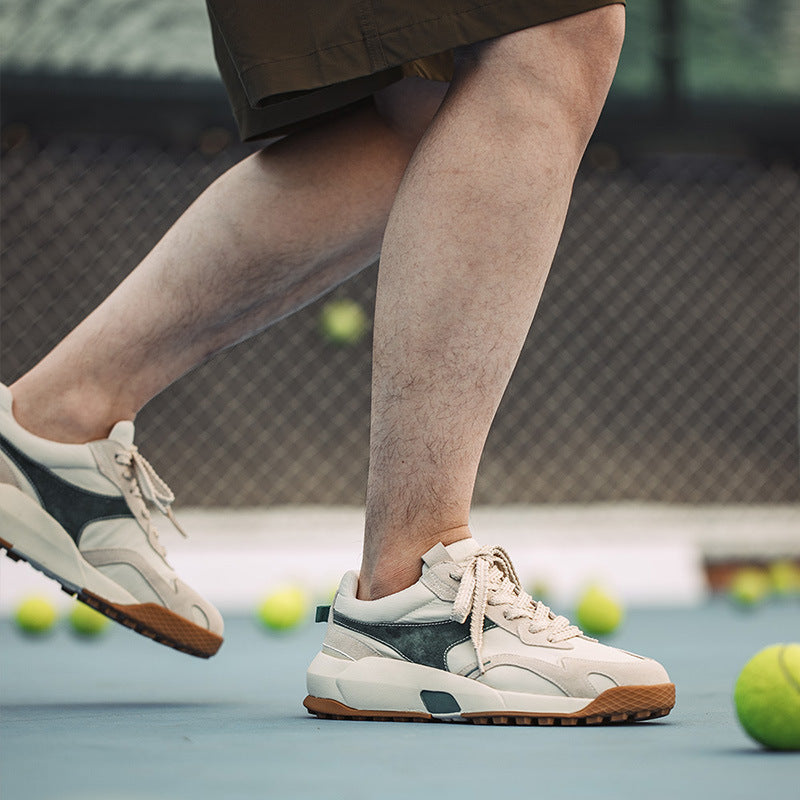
[304,683,676,725]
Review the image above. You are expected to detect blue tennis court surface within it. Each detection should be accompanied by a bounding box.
[1,600,797,799]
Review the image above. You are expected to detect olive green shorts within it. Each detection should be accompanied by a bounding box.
[207,0,624,141]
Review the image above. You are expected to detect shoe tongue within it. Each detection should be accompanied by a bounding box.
[444,538,481,563]
[108,421,135,448]
[421,538,481,571]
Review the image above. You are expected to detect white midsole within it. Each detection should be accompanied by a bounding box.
[0,484,138,605]
[306,652,593,716]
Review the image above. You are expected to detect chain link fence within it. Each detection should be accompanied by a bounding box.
[2,134,798,505]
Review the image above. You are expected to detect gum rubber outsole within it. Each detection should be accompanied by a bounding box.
[303,683,676,725]
[1,535,222,659]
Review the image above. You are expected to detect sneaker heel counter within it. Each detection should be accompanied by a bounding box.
[0,447,23,489]
[321,622,382,661]
[0,445,36,499]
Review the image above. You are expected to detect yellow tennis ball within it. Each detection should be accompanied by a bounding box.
[319,298,369,345]
[69,601,109,637]
[257,586,309,632]
[729,568,771,608]
[576,585,623,636]
[734,643,800,750]
[14,595,57,635]
[768,561,800,597]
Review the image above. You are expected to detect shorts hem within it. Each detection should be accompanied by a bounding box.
[238,0,623,105]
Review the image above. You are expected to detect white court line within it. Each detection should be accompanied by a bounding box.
[1,504,797,613]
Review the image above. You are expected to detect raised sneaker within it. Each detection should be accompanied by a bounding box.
[305,539,675,724]
[0,384,223,657]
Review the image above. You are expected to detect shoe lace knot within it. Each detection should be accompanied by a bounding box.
[448,545,581,674]
[114,446,187,556]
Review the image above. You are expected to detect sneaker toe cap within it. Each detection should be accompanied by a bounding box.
[600,655,671,689]
[572,640,671,688]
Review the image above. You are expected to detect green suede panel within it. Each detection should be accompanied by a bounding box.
[0,435,134,546]
[332,610,497,671]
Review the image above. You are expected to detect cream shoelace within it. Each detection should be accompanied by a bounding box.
[449,546,581,673]
[115,446,187,557]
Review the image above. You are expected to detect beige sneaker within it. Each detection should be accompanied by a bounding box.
[306,539,675,724]
[0,384,223,657]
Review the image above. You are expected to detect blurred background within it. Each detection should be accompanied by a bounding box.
[1,0,798,610]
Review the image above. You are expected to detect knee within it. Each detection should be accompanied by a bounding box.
[455,5,625,146]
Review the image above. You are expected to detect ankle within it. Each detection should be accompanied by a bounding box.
[357,562,423,601]
[358,524,472,600]
[9,378,128,443]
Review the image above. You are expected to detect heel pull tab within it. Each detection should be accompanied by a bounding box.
[315,605,331,623]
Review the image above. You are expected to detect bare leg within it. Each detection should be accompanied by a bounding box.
[10,80,445,443]
[360,6,626,598]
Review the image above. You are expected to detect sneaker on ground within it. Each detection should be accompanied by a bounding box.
[0,384,223,657]
[305,539,675,724]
